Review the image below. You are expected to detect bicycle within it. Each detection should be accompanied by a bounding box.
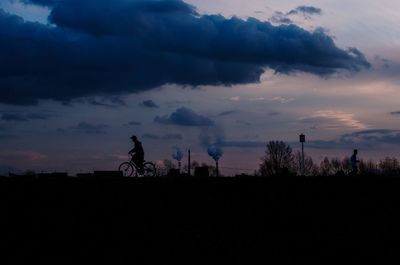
[118,156,156,177]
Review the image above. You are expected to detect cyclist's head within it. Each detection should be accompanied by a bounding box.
[353,149,358,155]
[130,135,138,141]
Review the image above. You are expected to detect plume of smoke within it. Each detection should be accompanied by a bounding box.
[172,148,184,162]
[207,145,223,161]
[199,126,225,148]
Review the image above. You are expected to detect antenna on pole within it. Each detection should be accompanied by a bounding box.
[299,134,306,176]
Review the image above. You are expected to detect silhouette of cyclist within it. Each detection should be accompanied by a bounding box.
[129,135,144,172]
[350,149,359,175]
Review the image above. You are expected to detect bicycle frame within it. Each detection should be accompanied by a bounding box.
[119,156,155,177]
[129,157,144,169]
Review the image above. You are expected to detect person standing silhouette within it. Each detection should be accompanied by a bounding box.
[350,149,359,175]
[129,135,145,172]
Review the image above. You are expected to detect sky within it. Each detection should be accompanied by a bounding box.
[1,0,400,175]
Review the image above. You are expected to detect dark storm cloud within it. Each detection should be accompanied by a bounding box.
[287,6,322,16]
[75,122,108,134]
[0,124,18,139]
[217,110,240,116]
[306,129,400,149]
[142,133,183,140]
[87,97,127,108]
[21,0,56,6]
[26,113,50,120]
[140,100,160,109]
[198,125,264,148]
[271,16,293,24]
[1,113,28,122]
[128,121,142,126]
[270,6,321,24]
[198,126,225,148]
[163,133,183,140]
[236,120,252,126]
[220,141,266,148]
[374,56,391,69]
[1,112,51,122]
[142,134,160,140]
[269,111,281,116]
[89,100,117,108]
[1,1,369,105]
[341,129,400,145]
[142,133,183,141]
[58,122,109,134]
[270,12,293,24]
[155,107,214,127]
[122,120,142,127]
[0,134,18,139]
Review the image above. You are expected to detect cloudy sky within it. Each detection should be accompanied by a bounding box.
[1,0,400,175]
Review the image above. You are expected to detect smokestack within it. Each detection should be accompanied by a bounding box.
[207,145,223,177]
[172,148,184,172]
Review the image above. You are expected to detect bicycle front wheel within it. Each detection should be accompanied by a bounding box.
[118,162,135,177]
[142,162,156,177]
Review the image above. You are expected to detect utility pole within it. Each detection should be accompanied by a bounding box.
[300,134,306,176]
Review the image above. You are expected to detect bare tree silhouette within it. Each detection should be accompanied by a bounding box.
[293,151,318,176]
[342,156,352,174]
[358,159,376,175]
[259,141,293,176]
[330,157,342,174]
[379,157,400,175]
[319,157,332,176]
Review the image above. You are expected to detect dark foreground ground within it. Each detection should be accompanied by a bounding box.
[1,175,400,264]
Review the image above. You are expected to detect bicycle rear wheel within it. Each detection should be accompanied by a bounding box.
[118,162,135,177]
[142,162,156,177]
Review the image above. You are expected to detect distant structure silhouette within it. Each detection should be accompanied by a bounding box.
[194,166,209,177]
[129,135,145,172]
[207,145,223,177]
[172,148,184,173]
[350,149,360,175]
